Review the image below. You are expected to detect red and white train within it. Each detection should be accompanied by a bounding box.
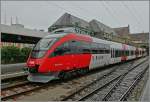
[26,33,146,83]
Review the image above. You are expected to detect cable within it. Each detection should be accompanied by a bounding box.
[101,1,122,26]
[130,2,145,27]
[105,1,124,26]
[72,4,103,22]
[121,1,143,32]
[45,1,87,20]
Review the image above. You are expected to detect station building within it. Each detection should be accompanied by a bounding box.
[48,13,143,46]
[0,24,49,48]
[1,13,148,50]
[48,13,94,35]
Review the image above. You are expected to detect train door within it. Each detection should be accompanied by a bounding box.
[135,48,139,58]
[50,41,78,71]
[121,44,127,61]
[69,40,91,70]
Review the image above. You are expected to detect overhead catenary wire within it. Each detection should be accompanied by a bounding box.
[105,1,140,32]
[46,1,122,28]
[130,2,145,28]
[71,4,104,22]
[121,1,143,32]
[67,4,101,21]
[105,1,124,26]
[101,1,122,26]
[45,1,89,21]
[45,1,145,33]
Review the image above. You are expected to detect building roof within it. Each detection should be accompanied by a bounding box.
[113,26,130,36]
[129,32,149,43]
[89,19,117,35]
[49,13,90,29]
[0,24,49,38]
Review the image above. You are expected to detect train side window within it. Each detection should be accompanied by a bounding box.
[118,50,120,57]
[112,48,114,57]
[125,50,128,56]
[103,44,108,54]
[113,48,115,58]
[97,43,110,54]
[69,40,82,54]
[116,50,119,57]
[124,50,126,56]
[105,49,109,54]
[91,43,97,54]
[81,41,91,54]
[117,50,119,57]
[122,50,124,56]
[115,49,118,57]
[111,48,113,58]
[112,48,113,58]
[115,49,117,57]
[119,50,121,57]
[130,50,131,56]
[51,42,71,57]
[120,50,122,56]
[50,40,83,57]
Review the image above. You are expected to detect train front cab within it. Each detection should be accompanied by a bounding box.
[26,34,93,82]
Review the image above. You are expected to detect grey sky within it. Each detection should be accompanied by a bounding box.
[1,1,149,33]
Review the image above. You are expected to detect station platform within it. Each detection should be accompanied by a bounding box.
[1,71,28,80]
[1,63,26,74]
[141,79,149,101]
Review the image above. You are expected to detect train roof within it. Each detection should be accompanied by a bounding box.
[91,35,137,49]
[43,33,141,49]
[43,33,68,39]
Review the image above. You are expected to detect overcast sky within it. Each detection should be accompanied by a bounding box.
[1,1,149,33]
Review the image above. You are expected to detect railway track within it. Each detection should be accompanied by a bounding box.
[1,71,28,90]
[61,58,148,101]
[119,66,148,101]
[1,80,29,90]
[80,61,148,101]
[1,63,120,101]
[1,57,147,101]
[106,62,149,101]
[1,81,50,101]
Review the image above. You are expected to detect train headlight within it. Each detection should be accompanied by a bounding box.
[29,60,35,65]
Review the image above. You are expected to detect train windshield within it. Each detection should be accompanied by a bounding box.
[31,38,57,58]
[33,38,57,50]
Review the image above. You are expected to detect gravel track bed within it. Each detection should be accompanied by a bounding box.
[127,69,149,101]
[1,82,42,101]
[3,63,118,101]
[2,57,147,101]
[106,61,148,101]
[62,57,147,101]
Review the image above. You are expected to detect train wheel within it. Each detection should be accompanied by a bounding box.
[58,71,65,79]
[79,68,89,75]
[58,71,69,80]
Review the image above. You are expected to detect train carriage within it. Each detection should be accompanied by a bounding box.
[26,33,146,83]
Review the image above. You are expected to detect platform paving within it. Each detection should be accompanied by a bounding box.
[1,63,26,74]
[141,79,149,101]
